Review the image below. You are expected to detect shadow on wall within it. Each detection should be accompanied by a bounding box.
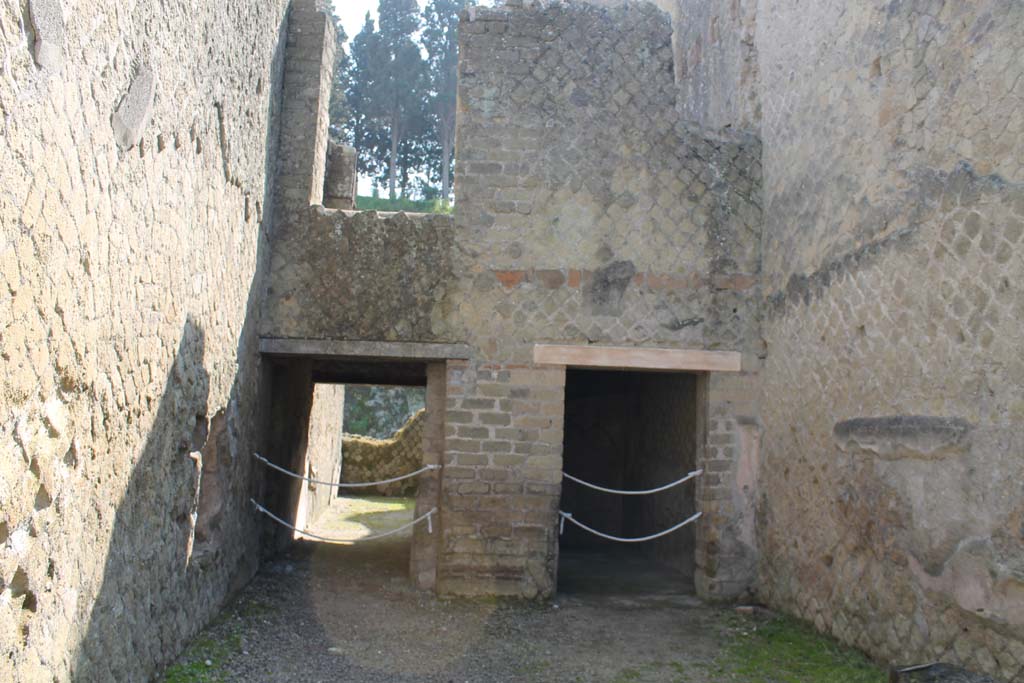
[69,9,292,680]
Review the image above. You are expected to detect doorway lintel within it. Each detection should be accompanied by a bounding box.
[532,344,741,373]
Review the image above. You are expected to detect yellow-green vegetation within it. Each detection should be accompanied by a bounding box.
[355,195,453,214]
[161,631,240,683]
[714,614,886,682]
[608,614,886,683]
[161,598,272,683]
[312,495,417,542]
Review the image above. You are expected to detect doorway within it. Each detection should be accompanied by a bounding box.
[557,369,700,595]
[304,383,425,548]
[256,352,447,589]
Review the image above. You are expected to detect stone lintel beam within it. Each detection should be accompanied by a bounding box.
[533,343,742,372]
[259,337,472,362]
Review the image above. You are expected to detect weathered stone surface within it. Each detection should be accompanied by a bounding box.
[265,8,766,598]
[27,0,63,70]
[342,410,425,496]
[754,0,1024,679]
[7,0,1022,678]
[262,208,457,341]
[275,0,335,210]
[0,0,290,678]
[323,141,357,209]
[833,416,973,460]
[294,384,345,530]
[111,66,156,149]
[433,0,764,601]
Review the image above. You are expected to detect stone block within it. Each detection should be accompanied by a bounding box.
[323,142,357,209]
[112,67,156,150]
[28,0,64,70]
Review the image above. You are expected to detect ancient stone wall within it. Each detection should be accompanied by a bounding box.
[0,0,290,679]
[755,1,1024,678]
[342,409,425,496]
[657,0,760,131]
[262,209,456,341]
[440,0,764,599]
[261,0,766,599]
[294,384,345,529]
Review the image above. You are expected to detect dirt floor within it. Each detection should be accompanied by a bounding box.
[162,496,886,683]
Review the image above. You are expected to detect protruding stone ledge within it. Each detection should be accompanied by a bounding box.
[833,416,972,460]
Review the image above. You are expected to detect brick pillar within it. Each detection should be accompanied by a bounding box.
[437,360,566,598]
[323,141,358,209]
[276,0,335,211]
[410,362,447,590]
[694,368,761,600]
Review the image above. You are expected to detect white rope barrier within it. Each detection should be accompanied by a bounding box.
[250,498,436,542]
[561,469,703,496]
[253,452,439,488]
[558,510,702,543]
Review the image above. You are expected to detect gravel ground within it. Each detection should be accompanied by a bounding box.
[164,498,751,683]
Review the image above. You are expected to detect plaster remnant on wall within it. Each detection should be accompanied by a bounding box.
[112,66,156,149]
[909,540,1024,632]
[833,416,973,460]
[584,260,636,316]
[27,0,63,70]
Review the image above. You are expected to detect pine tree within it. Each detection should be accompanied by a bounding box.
[421,0,470,204]
[347,13,389,186]
[346,0,428,199]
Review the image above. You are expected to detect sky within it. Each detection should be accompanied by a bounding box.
[333,0,380,41]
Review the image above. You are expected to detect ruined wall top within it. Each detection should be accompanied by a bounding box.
[264,0,764,364]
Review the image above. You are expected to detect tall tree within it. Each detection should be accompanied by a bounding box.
[347,0,428,199]
[347,13,390,183]
[421,0,470,203]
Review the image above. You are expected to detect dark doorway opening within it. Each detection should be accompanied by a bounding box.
[557,369,700,596]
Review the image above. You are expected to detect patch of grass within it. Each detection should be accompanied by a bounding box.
[235,597,273,619]
[162,631,241,683]
[613,661,693,683]
[713,614,887,683]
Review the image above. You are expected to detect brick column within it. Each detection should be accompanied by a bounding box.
[437,360,566,598]
[410,362,447,589]
[276,0,335,211]
[323,141,358,209]
[694,368,761,600]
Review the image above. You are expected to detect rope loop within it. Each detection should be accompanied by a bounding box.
[253,452,439,489]
[250,498,436,543]
[561,469,703,496]
[558,510,702,543]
